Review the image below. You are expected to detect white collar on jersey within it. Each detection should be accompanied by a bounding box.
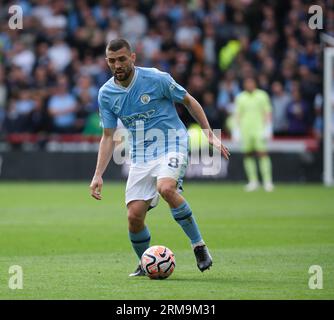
[112,67,138,92]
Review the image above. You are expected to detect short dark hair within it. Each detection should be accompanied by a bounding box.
[106,38,132,52]
[243,76,256,82]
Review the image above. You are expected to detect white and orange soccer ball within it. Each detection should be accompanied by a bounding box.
[141,245,175,279]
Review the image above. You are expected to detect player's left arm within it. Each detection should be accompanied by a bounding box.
[182,93,230,160]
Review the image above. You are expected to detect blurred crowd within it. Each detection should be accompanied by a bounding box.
[0,0,331,139]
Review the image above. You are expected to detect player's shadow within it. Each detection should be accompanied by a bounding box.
[166,277,225,283]
[148,276,268,284]
[130,277,229,284]
[129,277,225,283]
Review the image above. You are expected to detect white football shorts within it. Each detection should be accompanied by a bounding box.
[125,152,188,205]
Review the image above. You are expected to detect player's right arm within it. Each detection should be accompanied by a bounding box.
[90,128,115,200]
[232,94,243,142]
[91,86,118,200]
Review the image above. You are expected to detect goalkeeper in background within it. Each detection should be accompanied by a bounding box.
[234,77,274,192]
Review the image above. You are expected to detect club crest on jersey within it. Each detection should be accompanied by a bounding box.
[140,94,150,104]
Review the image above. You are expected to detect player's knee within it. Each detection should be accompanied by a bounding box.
[244,152,254,157]
[127,204,145,231]
[158,184,177,202]
[127,213,144,232]
[257,151,267,157]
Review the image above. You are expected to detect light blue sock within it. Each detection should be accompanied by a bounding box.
[129,226,151,260]
[171,201,203,245]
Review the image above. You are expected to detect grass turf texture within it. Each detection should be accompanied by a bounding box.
[0,182,333,300]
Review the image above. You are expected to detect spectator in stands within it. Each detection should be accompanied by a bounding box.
[175,15,201,49]
[4,90,36,133]
[83,112,102,136]
[280,59,297,93]
[92,0,117,30]
[72,74,98,106]
[312,93,323,141]
[332,81,334,136]
[258,74,271,92]
[286,86,310,136]
[271,81,291,136]
[95,56,112,88]
[48,36,72,72]
[79,53,102,78]
[140,28,162,66]
[34,66,55,92]
[34,42,52,70]
[76,90,97,130]
[31,0,63,29]
[47,75,78,133]
[216,70,241,133]
[10,42,35,76]
[202,91,221,130]
[6,65,31,94]
[231,10,250,39]
[119,2,148,46]
[298,65,320,107]
[298,41,319,73]
[31,95,50,133]
[0,66,6,132]
[105,19,122,44]
[202,21,216,66]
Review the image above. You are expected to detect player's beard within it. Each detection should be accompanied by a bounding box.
[114,65,133,82]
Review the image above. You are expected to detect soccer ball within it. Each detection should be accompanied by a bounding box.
[141,245,175,279]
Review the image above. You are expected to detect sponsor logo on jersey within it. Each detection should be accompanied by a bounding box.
[121,109,156,128]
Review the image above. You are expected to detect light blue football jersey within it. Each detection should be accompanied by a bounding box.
[98,67,189,162]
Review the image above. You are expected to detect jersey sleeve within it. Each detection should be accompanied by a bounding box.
[98,89,118,128]
[159,72,187,103]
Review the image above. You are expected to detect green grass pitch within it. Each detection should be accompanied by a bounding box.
[0,182,333,300]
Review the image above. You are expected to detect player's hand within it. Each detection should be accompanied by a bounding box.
[231,127,240,143]
[90,175,103,200]
[208,133,230,160]
[264,123,273,140]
